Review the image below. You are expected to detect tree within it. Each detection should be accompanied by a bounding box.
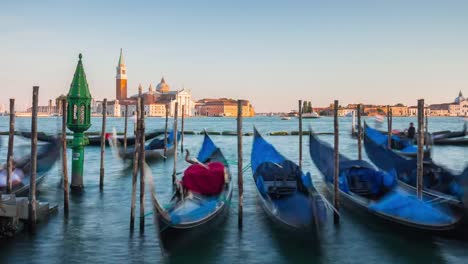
[302,101,307,113]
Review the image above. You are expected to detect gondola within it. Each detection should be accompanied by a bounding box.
[151,133,233,251]
[433,136,468,146]
[116,130,180,161]
[364,124,430,158]
[0,138,60,195]
[250,128,326,232]
[309,130,464,234]
[17,131,56,143]
[431,123,467,146]
[87,130,162,146]
[363,122,468,206]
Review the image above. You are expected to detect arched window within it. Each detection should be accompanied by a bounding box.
[80,104,85,124]
[73,104,78,120]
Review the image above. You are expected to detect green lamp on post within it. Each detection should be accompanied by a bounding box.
[67,53,92,190]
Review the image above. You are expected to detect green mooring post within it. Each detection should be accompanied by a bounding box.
[67,53,92,191]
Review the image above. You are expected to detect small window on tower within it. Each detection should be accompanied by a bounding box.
[122,70,126,74]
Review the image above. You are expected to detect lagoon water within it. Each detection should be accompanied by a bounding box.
[0,116,467,263]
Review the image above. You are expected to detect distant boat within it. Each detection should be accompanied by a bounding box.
[117,130,180,161]
[280,116,291,120]
[364,123,429,158]
[302,112,320,119]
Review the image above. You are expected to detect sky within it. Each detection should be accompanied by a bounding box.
[1,0,467,112]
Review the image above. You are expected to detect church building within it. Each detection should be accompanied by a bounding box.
[113,49,194,117]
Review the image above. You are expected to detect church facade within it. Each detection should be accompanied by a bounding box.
[108,50,195,117]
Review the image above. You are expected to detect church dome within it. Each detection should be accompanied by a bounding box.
[455,90,465,104]
[156,77,170,93]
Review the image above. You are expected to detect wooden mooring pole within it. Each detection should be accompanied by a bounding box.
[172,102,179,186]
[61,99,69,216]
[417,99,424,200]
[29,86,39,232]
[425,114,429,148]
[124,105,128,153]
[164,105,169,160]
[298,100,303,170]
[333,100,340,224]
[387,105,392,149]
[181,105,185,152]
[237,100,243,229]
[351,110,356,136]
[357,104,362,160]
[130,98,141,230]
[139,97,146,232]
[99,99,107,191]
[6,98,15,194]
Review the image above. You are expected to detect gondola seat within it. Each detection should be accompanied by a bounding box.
[344,167,396,198]
[254,160,304,198]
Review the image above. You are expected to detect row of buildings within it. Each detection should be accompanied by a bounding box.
[312,91,467,117]
[17,49,255,118]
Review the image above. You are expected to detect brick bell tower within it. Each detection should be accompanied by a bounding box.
[116,48,127,101]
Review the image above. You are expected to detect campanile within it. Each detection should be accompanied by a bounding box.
[116,48,127,100]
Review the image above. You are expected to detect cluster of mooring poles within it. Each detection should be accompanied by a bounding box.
[5,87,40,232]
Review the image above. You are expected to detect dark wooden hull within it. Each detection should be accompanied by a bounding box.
[87,131,162,146]
[433,137,468,146]
[255,189,320,236]
[119,145,175,162]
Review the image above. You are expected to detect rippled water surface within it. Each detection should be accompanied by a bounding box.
[0,116,467,263]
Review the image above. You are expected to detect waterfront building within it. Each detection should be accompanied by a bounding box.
[455,91,468,116]
[338,108,356,117]
[423,91,467,117]
[129,78,195,117]
[107,100,121,117]
[390,105,409,116]
[429,104,450,116]
[195,98,255,117]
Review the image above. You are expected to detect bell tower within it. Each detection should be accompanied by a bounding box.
[116,48,127,101]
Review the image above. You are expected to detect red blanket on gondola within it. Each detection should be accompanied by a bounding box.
[182,162,225,195]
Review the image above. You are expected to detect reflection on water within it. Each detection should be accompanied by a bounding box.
[0,116,467,263]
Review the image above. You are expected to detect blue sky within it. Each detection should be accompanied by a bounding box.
[1,0,467,112]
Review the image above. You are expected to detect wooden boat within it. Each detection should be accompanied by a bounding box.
[17,131,56,143]
[309,131,465,234]
[433,136,468,146]
[432,123,467,146]
[250,128,326,232]
[364,124,468,207]
[364,123,430,158]
[87,130,162,146]
[432,123,466,140]
[152,133,233,251]
[116,130,179,161]
[0,139,60,195]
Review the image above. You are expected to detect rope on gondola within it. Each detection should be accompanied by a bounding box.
[318,193,341,217]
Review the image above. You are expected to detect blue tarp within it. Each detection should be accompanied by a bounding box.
[369,190,455,225]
